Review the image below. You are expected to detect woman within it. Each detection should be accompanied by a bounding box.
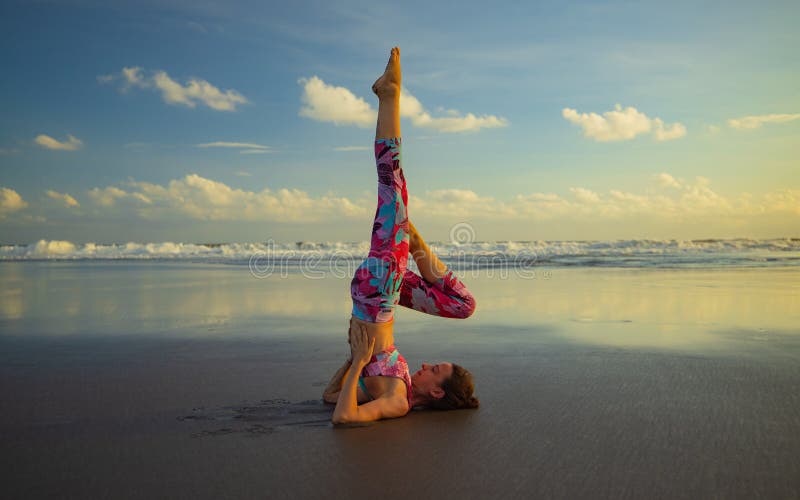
[323,47,479,424]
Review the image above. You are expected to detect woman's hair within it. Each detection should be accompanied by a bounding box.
[428,363,480,410]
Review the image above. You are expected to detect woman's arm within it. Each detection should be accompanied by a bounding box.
[331,323,408,424]
[331,360,409,423]
[332,323,374,423]
[331,357,368,423]
[322,359,351,403]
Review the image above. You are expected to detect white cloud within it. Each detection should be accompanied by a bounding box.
[569,187,600,203]
[334,146,370,152]
[655,173,682,189]
[34,134,83,151]
[762,189,800,215]
[88,186,125,207]
[510,192,574,218]
[122,67,145,88]
[152,71,247,111]
[88,186,150,207]
[399,88,509,133]
[235,171,252,177]
[562,104,686,142]
[652,118,687,141]
[195,141,272,155]
[46,190,80,208]
[89,174,367,222]
[0,187,28,218]
[411,188,505,217]
[98,67,145,92]
[196,141,270,150]
[100,67,248,111]
[21,174,800,234]
[297,75,508,133]
[727,113,800,130]
[298,76,375,127]
[408,176,798,222]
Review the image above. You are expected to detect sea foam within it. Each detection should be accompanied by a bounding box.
[1,238,799,268]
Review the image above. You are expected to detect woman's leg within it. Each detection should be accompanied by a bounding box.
[374,47,401,140]
[350,47,409,323]
[408,220,448,282]
[398,221,477,319]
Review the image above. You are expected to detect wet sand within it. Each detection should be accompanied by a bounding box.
[1,263,799,498]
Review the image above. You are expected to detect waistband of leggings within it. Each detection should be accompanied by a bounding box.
[375,137,402,146]
[369,345,398,360]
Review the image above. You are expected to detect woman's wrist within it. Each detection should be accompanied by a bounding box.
[351,358,368,369]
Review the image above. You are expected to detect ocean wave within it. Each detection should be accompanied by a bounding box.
[1,238,799,268]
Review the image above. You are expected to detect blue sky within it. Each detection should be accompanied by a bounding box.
[1,0,798,243]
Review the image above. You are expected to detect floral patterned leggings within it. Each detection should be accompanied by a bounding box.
[350,137,476,323]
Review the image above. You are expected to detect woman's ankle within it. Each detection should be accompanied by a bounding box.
[377,85,400,101]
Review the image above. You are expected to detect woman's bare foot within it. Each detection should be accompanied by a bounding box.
[372,46,401,99]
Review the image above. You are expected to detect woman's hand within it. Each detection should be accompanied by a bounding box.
[349,322,375,367]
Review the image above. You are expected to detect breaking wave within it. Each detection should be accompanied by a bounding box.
[2,238,799,268]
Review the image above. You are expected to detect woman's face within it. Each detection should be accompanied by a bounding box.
[412,362,454,392]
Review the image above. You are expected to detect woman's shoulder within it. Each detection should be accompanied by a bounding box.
[374,386,410,416]
[369,376,408,401]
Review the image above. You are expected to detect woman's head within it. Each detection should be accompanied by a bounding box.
[411,362,479,410]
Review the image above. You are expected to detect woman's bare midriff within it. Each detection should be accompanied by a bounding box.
[349,314,395,353]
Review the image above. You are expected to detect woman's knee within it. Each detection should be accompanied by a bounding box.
[460,294,477,319]
[448,293,476,319]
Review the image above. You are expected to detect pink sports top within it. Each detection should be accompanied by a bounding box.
[358,345,413,412]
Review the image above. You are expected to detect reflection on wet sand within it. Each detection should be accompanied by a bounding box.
[464,267,800,349]
[1,262,798,351]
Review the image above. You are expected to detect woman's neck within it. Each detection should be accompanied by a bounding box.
[408,387,428,410]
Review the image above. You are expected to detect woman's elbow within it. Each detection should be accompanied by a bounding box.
[331,413,352,425]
